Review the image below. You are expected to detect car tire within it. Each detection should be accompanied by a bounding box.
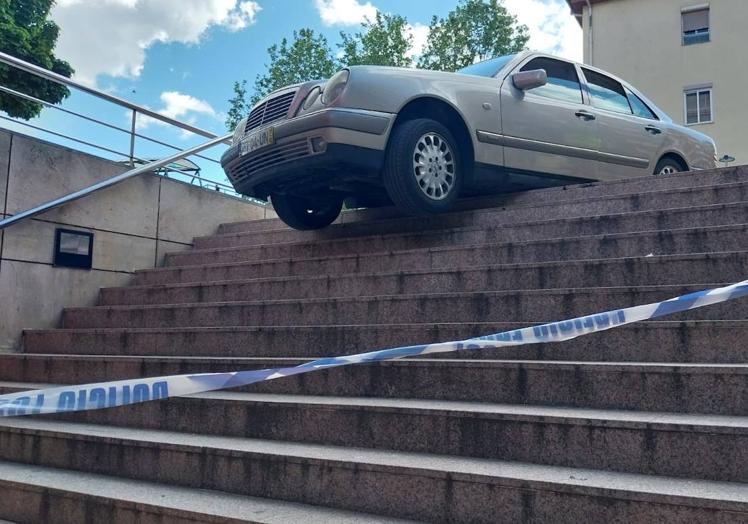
[383,118,463,214]
[270,192,343,230]
[654,157,687,175]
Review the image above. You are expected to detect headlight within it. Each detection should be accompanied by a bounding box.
[321,69,349,105]
[301,86,321,110]
[232,117,247,145]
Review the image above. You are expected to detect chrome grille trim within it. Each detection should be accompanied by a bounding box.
[229,138,312,185]
[244,91,297,133]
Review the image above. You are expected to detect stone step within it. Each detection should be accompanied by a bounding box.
[2,356,746,415]
[105,252,748,306]
[165,221,747,269]
[188,200,748,266]
[0,419,746,522]
[21,321,748,363]
[196,180,748,249]
[61,284,747,329]
[218,168,744,235]
[1,382,745,484]
[0,460,407,524]
[147,201,748,283]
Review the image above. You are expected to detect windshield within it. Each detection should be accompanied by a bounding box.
[457,54,517,77]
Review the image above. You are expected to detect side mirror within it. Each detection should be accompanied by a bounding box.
[512,69,548,91]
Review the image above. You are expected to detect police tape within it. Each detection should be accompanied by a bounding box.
[1,279,747,417]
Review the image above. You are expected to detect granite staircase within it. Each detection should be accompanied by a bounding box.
[1,167,747,523]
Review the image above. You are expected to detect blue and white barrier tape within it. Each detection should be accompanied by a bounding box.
[1,279,746,417]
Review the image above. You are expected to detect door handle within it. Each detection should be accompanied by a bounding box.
[575,110,596,121]
[645,125,662,135]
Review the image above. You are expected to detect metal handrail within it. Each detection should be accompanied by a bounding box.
[0,84,220,164]
[0,115,148,161]
[0,133,231,230]
[0,51,227,142]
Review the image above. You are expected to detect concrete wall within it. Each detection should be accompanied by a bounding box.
[0,129,271,350]
[580,0,746,165]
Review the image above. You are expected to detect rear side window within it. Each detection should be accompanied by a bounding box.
[520,57,582,104]
[583,68,633,114]
[625,87,658,120]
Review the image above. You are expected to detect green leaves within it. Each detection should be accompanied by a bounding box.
[253,28,337,106]
[419,0,529,72]
[339,12,413,68]
[0,0,74,120]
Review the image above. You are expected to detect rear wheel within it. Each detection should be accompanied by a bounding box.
[270,192,343,230]
[654,157,687,175]
[383,118,463,214]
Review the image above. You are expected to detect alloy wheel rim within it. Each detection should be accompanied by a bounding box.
[659,165,677,175]
[412,132,455,200]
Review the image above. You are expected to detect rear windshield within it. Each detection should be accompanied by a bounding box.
[457,55,517,78]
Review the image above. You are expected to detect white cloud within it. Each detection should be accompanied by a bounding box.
[157,91,216,120]
[504,0,582,61]
[134,91,217,132]
[226,1,263,30]
[51,0,262,86]
[405,23,429,59]
[315,0,376,26]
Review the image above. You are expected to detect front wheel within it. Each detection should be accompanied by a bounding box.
[270,192,343,230]
[383,118,463,215]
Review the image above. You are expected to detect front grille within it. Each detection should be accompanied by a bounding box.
[229,138,312,186]
[245,91,297,133]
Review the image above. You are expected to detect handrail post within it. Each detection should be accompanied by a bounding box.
[129,110,137,167]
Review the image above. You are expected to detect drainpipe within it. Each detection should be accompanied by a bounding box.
[585,0,593,65]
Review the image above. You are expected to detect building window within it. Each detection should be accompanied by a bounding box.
[682,6,710,45]
[684,87,713,125]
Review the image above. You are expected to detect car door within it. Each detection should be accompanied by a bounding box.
[579,67,665,179]
[499,56,600,180]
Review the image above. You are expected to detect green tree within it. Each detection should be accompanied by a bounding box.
[225,80,250,131]
[418,0,529,72]
[339,12,413,67]
[0,0,74,120]
[226,28,337,130]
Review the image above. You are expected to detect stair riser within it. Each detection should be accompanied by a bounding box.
[1,427,744,523]
[148,204,748,283]
[3,393,740,483]
[217,168,744,235]
[63,287,747,329]
[21,323,748,363]
[0,482,233,524]
[2,357,745,415]
[106,255,748,306]
[166,224,746,268]
[196,183,748,249]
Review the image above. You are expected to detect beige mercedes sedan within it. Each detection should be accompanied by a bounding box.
[222,51,718,230]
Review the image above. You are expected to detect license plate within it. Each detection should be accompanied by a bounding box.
[240,127,274,155]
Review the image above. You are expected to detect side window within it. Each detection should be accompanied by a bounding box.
[625,87,658,120]
[583,68,633,114]
[519,57,582,104]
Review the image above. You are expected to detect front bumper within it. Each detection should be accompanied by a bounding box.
[221,107,395,198]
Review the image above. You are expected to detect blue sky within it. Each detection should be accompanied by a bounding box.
[2,0,581,188]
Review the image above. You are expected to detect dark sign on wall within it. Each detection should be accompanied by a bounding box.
[53,228,94,269]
